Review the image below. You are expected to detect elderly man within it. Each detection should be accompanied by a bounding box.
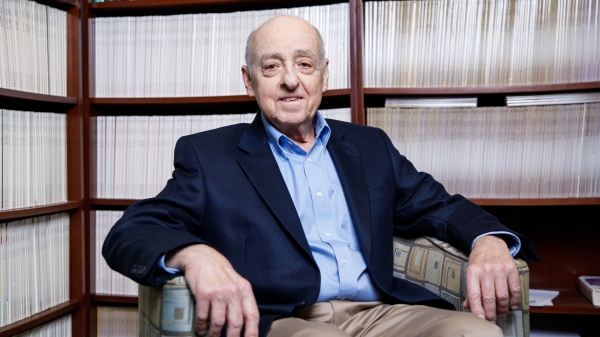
[103,15,536,337]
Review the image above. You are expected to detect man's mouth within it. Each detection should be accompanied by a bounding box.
[281,97,302,102]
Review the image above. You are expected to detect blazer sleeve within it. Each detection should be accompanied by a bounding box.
[102,136,211,286]
[379,128,538,262]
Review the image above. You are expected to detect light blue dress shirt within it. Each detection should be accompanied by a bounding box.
[261,112,383,302]
[159,111,521,303]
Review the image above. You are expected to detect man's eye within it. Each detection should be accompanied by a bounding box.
[299,62,312,68]
[264,64,277,70]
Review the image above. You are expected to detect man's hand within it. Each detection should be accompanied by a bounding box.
[165,244,259,337]
[464,235,521,322]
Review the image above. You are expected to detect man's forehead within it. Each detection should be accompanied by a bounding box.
[257,49,319,63]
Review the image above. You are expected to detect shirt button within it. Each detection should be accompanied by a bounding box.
[307,158,312,162]
[342,259,347,264]
[325,232,331,237]
[316,192,323,197]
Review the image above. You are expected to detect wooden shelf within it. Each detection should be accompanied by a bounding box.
[89,0,347,16]
[530,289,600,315]
[91,199,136,208]
[471,198,600,207]
[0,201,83,221]
[364,82,600,96]
[91,294,139,306]
[0,88,78,112]
[90,198,600,209]
[89,89,349,104]
[34,0,77,10]
[89,89,350,115]
[0,300,80,337]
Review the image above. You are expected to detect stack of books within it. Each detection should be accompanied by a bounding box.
[364,0,600,88]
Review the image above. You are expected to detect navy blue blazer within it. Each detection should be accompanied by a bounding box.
[103,113,537,336]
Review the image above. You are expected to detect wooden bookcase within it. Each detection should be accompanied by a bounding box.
[0,0,579,335]
[0,0,85,335]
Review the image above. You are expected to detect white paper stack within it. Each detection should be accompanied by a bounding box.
[91,3,350,98]
[367,103,600,198]
[12,314,72,337]
[364,0,600,88]
[529,289,560,307]
[507,92,600,107]
[1,110,68,210]
[0,0,67,96]
[385,97,478,108]
[97,307,138,337]
[94,210,138,296]
[0,213,70,328]
[578,276,600,306]
[92,108,350,199]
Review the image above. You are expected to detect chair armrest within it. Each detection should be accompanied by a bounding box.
[138,237,530,337]
[139,276,196,336]
[392,236,530,337]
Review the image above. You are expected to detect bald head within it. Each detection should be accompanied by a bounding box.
[244,15,326,76]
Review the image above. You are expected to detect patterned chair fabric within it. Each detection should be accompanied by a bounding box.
[139,236,530,337]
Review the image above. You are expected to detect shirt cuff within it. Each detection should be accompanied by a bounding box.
[158,254,181,274]
[472,231,522,256]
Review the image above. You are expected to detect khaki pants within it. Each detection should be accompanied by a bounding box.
[267,301,503,337]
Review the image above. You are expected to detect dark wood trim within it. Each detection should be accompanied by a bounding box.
[81,1,95,335]
[33,0,77,10]
[0,88,77,112]
[530,289,600,315]
[363,82,600,96]
[0,201,82,221]
[89,0,348,16]
[471,198,600,207]
[91,295,139,307]
[89,89,350,106]
[0,300,81,337]
[89,198,600,208]
[91,199,137,207]
[349,0,364,125]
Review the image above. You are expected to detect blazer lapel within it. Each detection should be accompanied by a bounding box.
[327,128,373,263]
[236,113,313,258]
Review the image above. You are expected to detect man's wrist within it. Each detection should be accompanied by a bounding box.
[472,231,521,256]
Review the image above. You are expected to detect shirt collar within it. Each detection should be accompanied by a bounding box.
[261,111,331,159]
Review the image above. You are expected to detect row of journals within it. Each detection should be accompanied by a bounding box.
[97,307,138,337]
[95,210,137,296]
[1,110,68,210]
[14,314,71,337]
[0,0,67,96]
[364,0,600,88]
[91,3,349,98]
[0,213,70,328]
[91,108,351,199]
[367,103,600,199]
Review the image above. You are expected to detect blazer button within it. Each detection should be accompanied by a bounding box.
[301,301,307,305]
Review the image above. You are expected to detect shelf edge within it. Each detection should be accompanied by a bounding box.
[0,201,83,221]
[0,300,81,336]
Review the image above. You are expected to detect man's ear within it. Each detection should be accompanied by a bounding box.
[241,66,255,97]
[322,58,329,92]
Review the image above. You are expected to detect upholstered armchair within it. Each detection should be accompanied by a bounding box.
[138,236,530,337]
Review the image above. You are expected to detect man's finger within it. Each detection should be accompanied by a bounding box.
[480,276,497,322]
[242,285,260,337]
[226,292,244,337]
[508,266,522,310]
[195,297,211,336]
[495,277,510,318]
[465,272,485,320]
[209,299,227,337]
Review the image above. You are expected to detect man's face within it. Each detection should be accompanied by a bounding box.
[242,16,329,134]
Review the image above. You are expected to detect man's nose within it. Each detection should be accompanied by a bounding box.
[281,65,300,90]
